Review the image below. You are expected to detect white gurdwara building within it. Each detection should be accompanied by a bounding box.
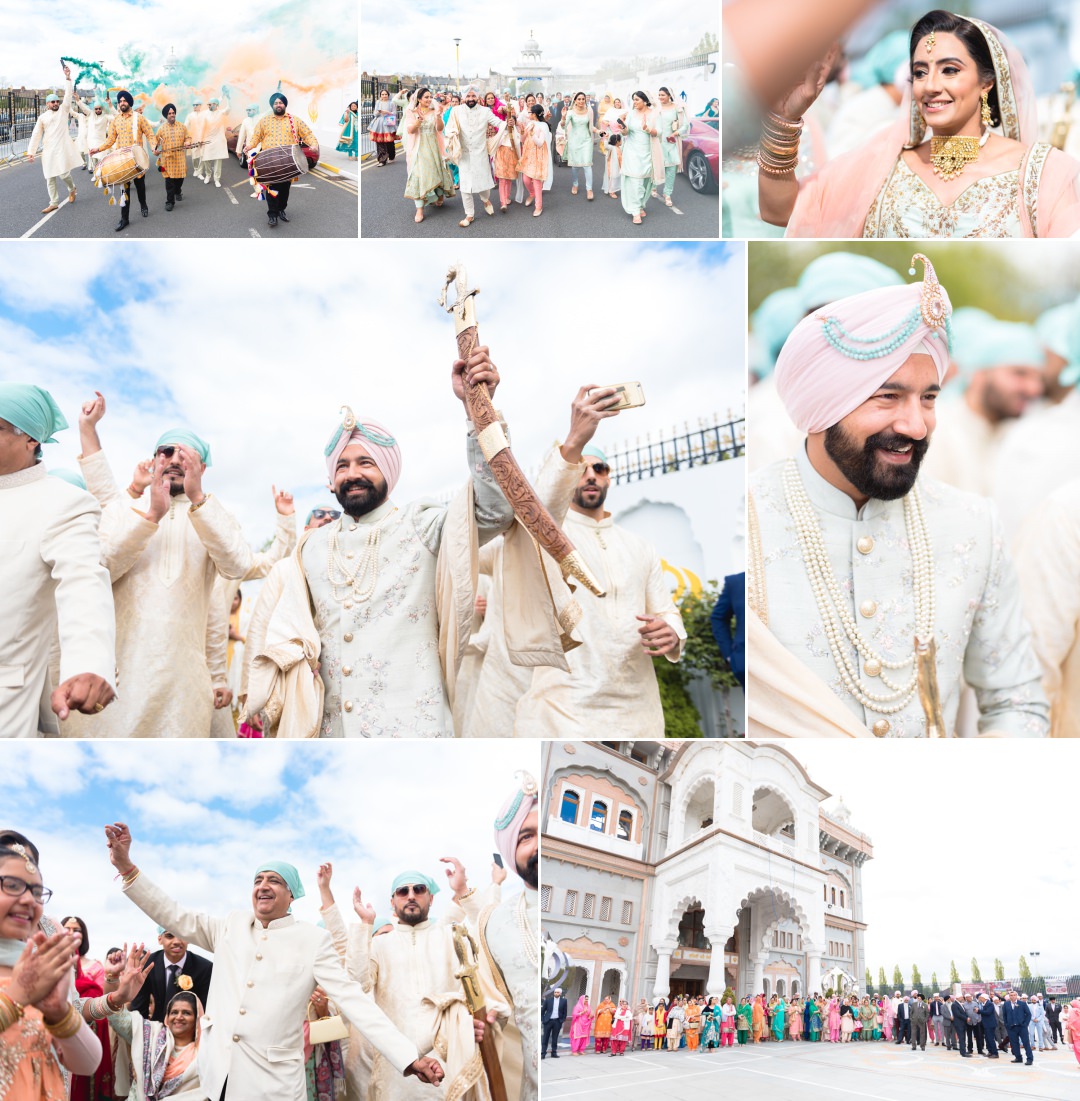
[541,741,873,1004]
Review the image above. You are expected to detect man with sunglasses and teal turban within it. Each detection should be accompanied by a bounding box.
[106,822,445,1101]
[0,382,116,735]
[66,391,256,737]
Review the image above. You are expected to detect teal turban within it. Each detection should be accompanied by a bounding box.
[373,918,392,932]
[391,871,440,897]
[254,861,305,900]
[156,925,167,935]
[45,93,61,104]
[849,30,910,89]
[0,383,68,444]
[1037,302,1080,386]
[49,468,86,490]
[582,444,608,466]
[155,429,212,466]
[951,309,1044,381]
[209,98,221,106]
[751,286,803,379]
[796,252,904,315]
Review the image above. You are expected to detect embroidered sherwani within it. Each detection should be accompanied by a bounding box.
[514,451,687,737]
[0,465,115,737]
[298,431,511,737]
[122,874,418,1101]
[460,889,538,1101]
[445,105,498,193]
[748,447,1049,736]
[67,450,254,737]
[347,918,495,1101]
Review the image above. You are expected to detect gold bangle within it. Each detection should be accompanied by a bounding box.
[121,866,141,887]
[188,493,211,513]
[0,991,26,1018]
[45,1003,82,1040]
[456,887,476,902]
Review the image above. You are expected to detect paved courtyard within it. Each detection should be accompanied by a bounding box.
[540,1039,1080,1101]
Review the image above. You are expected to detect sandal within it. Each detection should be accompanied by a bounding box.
[571,185,578,195]
[650,189,659,199]
[459,216,474,227]
[524,197,533,207]
[632,214,642,225]
[533,207,542,217]
[414,210,424,223]
[586,190,593,200]
[664,196,672,207]
[435,197,444,207]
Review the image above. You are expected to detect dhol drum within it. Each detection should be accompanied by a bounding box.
[251,144,314,185]
[96,145,149,186]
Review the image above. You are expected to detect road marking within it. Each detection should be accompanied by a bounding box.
[738,1065,900,1100]
[224,187,238,205]
[293,183,316,190]
[248,227,261,238]
[545,1065,739,1097]
[670,205,684,215]
[21,204,65,238]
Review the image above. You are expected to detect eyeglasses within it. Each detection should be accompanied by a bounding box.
[588,463,610,475]
[310,509,341,520]
[393,884,430,898]
[155,446,178,458]
[0,875,53,904]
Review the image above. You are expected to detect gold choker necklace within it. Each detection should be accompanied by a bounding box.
[929,134,982,182]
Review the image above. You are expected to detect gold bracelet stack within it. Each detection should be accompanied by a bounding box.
[0,991,26,1031]
[44,1003,82,1039]
[120,866,141,887]
[757,111,803,176]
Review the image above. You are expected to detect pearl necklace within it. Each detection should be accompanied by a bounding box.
[326,513,394,604]
[782,460,936,715]
[516,891,538,968]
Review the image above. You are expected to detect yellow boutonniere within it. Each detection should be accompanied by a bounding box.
[177,975,193,991]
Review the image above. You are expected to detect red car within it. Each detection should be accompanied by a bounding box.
[682,117,718,194]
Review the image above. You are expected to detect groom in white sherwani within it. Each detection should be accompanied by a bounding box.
[444,85,499,227]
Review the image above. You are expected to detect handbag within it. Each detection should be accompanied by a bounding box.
[307,1005,349,1045]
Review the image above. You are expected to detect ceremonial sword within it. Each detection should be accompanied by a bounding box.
[439,263,606,598]
[452,922,508,1101]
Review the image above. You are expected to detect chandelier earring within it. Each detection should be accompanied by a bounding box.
[980,91,993,129]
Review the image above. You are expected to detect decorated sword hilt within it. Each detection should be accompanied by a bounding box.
[452,922,486,1014]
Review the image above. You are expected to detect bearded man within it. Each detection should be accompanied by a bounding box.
[747,255,1048,737]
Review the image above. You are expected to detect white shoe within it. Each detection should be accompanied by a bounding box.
[204,174,211,184]
[214,180,221,187]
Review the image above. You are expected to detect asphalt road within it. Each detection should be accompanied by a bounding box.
[360,146,719,239]
[0,153,357,238]
[541,1039,1080,1101]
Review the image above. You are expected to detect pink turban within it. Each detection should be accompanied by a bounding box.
[494,772,538,875]
[324,406,402,494]
[775,254,952,434]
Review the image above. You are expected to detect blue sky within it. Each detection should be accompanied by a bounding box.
[4,740,537,954]
[0,240,744,547]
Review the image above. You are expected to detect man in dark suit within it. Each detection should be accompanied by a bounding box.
[1046,996,1064,1045]
[910,993,929,1050]
[1003,991,1033,1064]
[541,986,568,1058]
[129,926,213,1021]
[894,995,912,1045]
[710,573,745,688]
[940,994,955,1050]
[955,995,978,1055]
[976,993,999,1057]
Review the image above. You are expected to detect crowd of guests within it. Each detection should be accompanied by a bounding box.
[543,988,1080,1068]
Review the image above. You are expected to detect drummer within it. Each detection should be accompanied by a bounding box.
[244,91,319,229]
[90,89,156,232]
[152,103,189,212]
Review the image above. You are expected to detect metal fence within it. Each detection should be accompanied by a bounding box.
[608,417,744,485]
[863,975,1080,998]
[1,91,46,161]
[360,76,402,158]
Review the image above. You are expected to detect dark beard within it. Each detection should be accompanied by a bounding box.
[572,483,607,511]
[823,425,928,501]
[334,477,388,518]
[518,852,538,889]
[168,479,185,497]
[465,100,477,108]
[396,906,428,927]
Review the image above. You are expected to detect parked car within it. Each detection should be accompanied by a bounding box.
[682,117,718,194]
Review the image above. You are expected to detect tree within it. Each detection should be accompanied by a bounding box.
[691,32,719,55]
[878,967,887,990]
[675,586,741,690]
[911,965,922,988]
[865,968,873,991]
[949,960,960,984]
[1018,955,1032,980]
[931,971,939,991]
[970,958,982,982]
[994,959,1005,980]
[655,658,703,737]
[892,965,904,989]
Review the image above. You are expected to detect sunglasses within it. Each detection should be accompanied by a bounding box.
[310,509,341,520]
[0,874,53,904]
[156,446,180,459]
[588,463,610,475]
[393,884,430,898]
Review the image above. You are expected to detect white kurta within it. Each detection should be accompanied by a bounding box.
[446,104,497,192]
[1012,477,1080,737]
[298,431,510,737]
[69,450,254,738]
[27,81,82,179]
[203,101,230,160]
[749,447,1049,736]
[921,394,1010,497]
[234,116,259,157]
[514,453,687,737]
[0,465,115,737]
[462,890,537,1101]
[86,107,113,158]
[347,918,490,1101]
[206,511,297,737]
[72,98,91,155]
[123,873,418,1101]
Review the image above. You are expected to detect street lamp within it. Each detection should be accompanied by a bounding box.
[453,38,461,93]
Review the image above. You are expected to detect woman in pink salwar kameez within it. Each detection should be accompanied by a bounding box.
[881,996,895,1041]
[570,996,593,1055]
[1067,998,1080,1068]
[827,997,841,1042]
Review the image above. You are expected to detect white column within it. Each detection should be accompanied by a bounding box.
[752,955,766,995]
[706,927,732,997]
[653,948,673,1000]
[806,950,822,995]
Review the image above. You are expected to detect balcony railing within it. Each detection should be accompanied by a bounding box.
[609,417,744,485]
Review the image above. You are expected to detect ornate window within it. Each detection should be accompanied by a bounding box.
[541,886,552,911]
[617,810,633,841]
[584,893,596,919]
[621,901,633,924]
[560,790,580,824]
[600,897,612,921]
[590,800,608,832]
[564,890,578,916]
